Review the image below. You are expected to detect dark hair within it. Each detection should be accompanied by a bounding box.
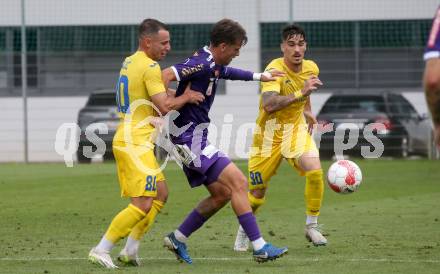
[210,18,248,47]
[138,18,168,39]
[282,24,306,41]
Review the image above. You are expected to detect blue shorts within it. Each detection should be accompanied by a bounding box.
[425,7,440,60]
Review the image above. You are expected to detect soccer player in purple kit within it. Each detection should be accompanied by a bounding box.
[423,6,440,149]
[160,19,288,264]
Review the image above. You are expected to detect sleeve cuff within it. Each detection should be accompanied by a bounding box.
[171,66,180,81]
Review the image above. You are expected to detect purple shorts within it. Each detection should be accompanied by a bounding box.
[173,138,231,188]
[425,7,440,60]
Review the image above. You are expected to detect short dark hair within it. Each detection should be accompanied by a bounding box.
[138,18,168,39]
[210,18,248,47]
[282,24,306,41]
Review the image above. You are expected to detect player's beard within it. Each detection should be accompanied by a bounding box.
[292,54,303,65]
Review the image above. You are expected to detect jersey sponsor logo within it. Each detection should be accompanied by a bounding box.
[181,64,204,77]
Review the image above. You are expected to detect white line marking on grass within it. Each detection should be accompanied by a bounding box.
[0,257,439,264]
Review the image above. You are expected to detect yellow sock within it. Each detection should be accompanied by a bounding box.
[304,169,324,216]
[129,200,165,240]
[248,192,265,214]
[104,204,146,243]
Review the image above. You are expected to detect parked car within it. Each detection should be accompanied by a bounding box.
[77,90,119,163]
[76,89,169,163]
[315,92,437,159]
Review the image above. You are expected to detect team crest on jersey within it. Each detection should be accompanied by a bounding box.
[122,60,131,70]
[149,62,158,68]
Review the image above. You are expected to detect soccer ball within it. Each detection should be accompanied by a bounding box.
[327,160,362,194]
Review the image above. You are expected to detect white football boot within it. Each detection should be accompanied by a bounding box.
[233,225,250,252]
[305,223,327,246]
[88,247,118,269]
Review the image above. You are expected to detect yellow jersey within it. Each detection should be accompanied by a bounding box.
[113,51,165,145]
[254,58,319,145]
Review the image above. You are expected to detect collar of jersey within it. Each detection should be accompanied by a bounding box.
[203,46,216,65]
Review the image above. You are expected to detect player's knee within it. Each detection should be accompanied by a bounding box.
[250,188,266,199]
[213,186,232,206]
[155,181,169,203]
[156,189,168,204]
[233,173,248,193]
[425,73,440,92]
[135,203,151,214]
[131,197,153,214]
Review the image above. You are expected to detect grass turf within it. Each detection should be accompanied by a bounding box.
[0,159,439,274]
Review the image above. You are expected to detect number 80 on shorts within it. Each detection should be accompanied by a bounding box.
[249,171,263,186]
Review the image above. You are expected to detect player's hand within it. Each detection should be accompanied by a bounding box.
[183,82,205,105]
[304,110,317,135]
[301,76,323,97]
[260,69,286,82]
[149,117,165,132]
[167,88,177,97]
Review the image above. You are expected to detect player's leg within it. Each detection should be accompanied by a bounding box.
[297,154,327,246]
[288,133,327,246]
[170,180,231,242]
[216,162,288,262]
[424,58,440,147]
[164,159,232,264]
[89,197,151,269]
[89,142,159,268]
[284,125,327,246]
[234,150,282,251]
[119,179,168,266]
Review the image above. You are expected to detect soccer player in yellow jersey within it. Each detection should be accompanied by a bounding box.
[88,19,204,269]
[233,24,327,251]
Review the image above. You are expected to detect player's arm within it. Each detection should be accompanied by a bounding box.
[303,97,317,134]
[162,67,177,95]
[146,66,204,115]
[220,67,285,82]
[423,58,440,147]
[150,88,203,115]
[262,76,322,114]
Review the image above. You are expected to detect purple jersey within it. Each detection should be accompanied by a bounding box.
[425,7,440,60]
[170,46,254,143]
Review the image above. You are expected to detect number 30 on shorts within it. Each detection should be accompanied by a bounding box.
[249,171,263,186]
[145,175,157,191]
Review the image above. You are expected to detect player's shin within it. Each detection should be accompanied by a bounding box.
[174,209,207,242]
[98,204,147,251]
[125,200,165,253]
[237,212,266,250]
[304,169,324,224]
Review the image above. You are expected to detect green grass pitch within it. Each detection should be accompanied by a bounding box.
[0,160,439,274]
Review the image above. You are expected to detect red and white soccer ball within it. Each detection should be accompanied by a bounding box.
[327,160,362,194]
